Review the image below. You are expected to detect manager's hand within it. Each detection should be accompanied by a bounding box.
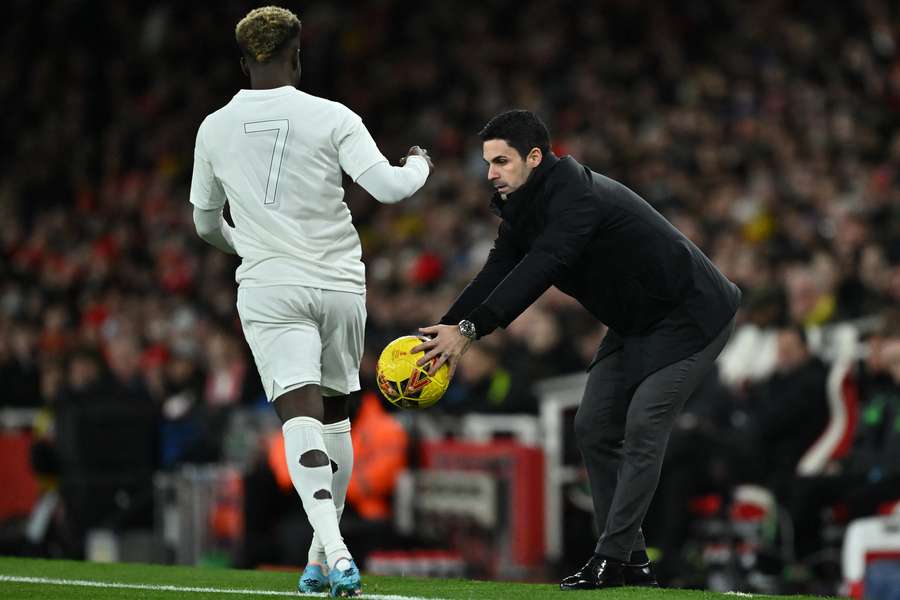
[411,324,471,379]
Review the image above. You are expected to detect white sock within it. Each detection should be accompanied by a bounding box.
[282,416,350,570]
[308,419,354,568]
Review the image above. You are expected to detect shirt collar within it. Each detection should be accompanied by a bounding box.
[235,85,296,98]
[489,152,560,217]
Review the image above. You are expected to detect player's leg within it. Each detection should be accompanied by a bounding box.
[236,286,354,594]
[594,319,735,572]
[322,397,353,525]
[306,395,353,570]
[275,384,353,591]
[317,289,366,597]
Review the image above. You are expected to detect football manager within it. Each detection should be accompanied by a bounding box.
[413,109,741,590]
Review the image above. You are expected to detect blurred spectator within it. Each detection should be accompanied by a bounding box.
[439,341,536,414]
[238,419,303,568]
[104,334,152,403]
[0,322,41,406]
[345,392,408,521]
[61,347,110,404]
[202,331,250,408]
[788,326,900,559]
[47,347,158,557]
[742,326,830,499]
[158,348,209,468]
[507,305,587,382]
[717,287,786,389]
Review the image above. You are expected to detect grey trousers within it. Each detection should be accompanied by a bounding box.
[574,318,735,561]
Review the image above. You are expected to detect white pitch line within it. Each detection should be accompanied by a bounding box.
[0,574,449,600]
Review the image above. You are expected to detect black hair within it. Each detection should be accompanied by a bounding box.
[478,110,551,159]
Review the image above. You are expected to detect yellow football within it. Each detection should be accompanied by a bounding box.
[375,335,450,409]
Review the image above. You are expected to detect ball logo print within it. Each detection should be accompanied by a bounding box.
[376,336,450,409]
[404,365,432,395]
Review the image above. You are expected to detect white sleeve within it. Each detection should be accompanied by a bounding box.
[193,206,237,255]
[190,123,227,210]
[356,157,429,204]
[334,108,390,181]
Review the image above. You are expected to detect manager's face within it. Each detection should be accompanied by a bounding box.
[483,139,542,197]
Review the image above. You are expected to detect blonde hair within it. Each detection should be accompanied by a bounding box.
[235,6,301,64]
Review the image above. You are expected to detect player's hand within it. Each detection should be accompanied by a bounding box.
[411,324,470,379]
[399,146,434,174]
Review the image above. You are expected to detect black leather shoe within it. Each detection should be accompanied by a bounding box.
[623,560,659,587]
[560,556,625,590]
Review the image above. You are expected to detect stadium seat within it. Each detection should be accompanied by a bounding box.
[796,358,860,476]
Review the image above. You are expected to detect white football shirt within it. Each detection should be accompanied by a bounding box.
[190,86,392,292]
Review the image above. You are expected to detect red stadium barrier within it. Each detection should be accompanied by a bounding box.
[419,439,545,569]
[0,432,40,520]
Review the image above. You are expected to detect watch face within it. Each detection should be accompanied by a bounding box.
[459,320,476,339]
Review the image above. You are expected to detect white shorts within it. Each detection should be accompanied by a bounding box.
[236,285,366,401]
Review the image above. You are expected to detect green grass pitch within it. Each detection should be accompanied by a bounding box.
[0,556,836,599]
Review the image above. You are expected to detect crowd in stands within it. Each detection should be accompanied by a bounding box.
[2,0,900,587]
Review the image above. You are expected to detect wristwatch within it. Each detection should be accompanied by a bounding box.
[458,319,477,340]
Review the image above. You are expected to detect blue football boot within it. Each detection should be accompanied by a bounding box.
[328,558,362,597]
[298,562,328,594]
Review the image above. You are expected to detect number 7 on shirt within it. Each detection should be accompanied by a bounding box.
[243,119,290,205]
